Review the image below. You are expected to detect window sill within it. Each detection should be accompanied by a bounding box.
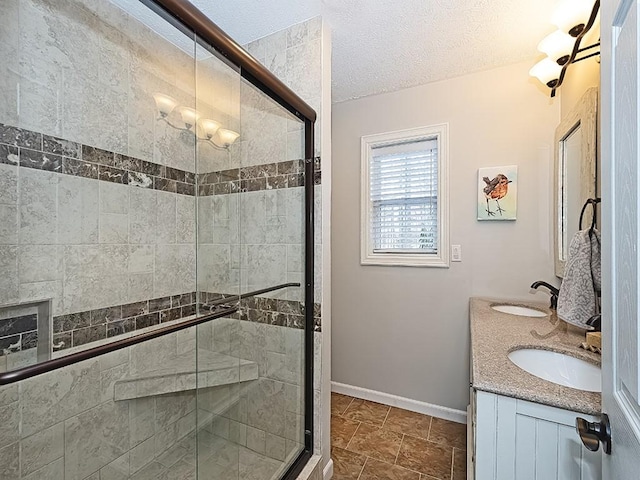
[360,252,450,268]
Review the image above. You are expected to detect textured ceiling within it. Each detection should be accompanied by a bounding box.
[177,1,564,103]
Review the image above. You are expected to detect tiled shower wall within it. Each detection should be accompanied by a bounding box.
[242,17,327,457]
[0,0,233,348]
[0,2,327,478]
[0,127,198,352]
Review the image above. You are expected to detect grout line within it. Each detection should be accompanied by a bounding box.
[356,456,368,480]
[426,416,433,442]
[394,434,404,465]
[341,396,355,416]
[450,447,455,480]
[344,421,361,451]
[381,404,391,429]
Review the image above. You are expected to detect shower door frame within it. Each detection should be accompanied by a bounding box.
[141,1,317,478]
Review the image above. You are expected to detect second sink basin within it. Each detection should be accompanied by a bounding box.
[491,304,548,317]
[508,349,601,392]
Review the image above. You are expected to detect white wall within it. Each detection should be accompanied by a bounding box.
[560,58,600,118]
[331,61,560,411]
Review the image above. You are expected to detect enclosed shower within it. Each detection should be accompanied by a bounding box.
[0,1,317,479]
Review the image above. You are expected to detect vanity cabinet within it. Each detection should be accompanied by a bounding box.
[471,390,601,480]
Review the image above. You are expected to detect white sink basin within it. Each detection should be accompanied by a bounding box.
[508,349,601,392]
[491,305,548,317]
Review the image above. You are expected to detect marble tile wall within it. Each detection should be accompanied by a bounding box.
[0,326,203,480]
[0,313,37,356]
[0,131,197,354]
[0,3,327,477]
[0,0,216,349]
[237,17,326,458]
[200,292,322,332]
[196,318,315,467]
[0,0,242,174]
[0,312,321,479]
[0,123,197,195]
[52,292,197,352]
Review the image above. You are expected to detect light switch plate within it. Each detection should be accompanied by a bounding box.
[451,245,462,262]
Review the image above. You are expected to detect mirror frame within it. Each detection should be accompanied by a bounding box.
[554,87,598,277]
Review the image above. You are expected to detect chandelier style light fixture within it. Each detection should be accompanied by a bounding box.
[153,93,240,149]
[529,0,600,97]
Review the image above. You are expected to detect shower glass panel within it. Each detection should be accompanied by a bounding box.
[0,0,201,367]
[194,43,307,477]
[0,0,311,479]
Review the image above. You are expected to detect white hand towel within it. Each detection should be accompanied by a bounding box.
[557,229,601,329]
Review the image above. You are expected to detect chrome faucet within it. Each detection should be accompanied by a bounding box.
[530,281,560,309]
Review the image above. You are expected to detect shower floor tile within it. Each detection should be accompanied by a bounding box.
[330,392,467,480]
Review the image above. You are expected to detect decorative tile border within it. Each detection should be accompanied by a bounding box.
[200,292,321,331]
[197,157,322,196]
[0,314,38,356]
[0,123,320,197]
[52,292,198,351]
[51,289,320,353]
[0,122,196,196]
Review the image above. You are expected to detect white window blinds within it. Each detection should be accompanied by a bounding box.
[369,138,438,254]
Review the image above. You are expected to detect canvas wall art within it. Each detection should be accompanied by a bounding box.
[477,165,518,221]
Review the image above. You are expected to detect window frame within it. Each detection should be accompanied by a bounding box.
[360,124,450,267]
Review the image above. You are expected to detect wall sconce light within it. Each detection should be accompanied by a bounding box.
[530,0,600,97]
[153,93,240,149]
[552,0,594,37]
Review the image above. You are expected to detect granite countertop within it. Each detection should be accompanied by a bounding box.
[470,297,601,415]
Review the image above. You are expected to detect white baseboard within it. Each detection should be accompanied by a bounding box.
[331,381,467,424]
[323,459,334,480]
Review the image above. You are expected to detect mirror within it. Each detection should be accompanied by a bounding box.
[554,87,598,277]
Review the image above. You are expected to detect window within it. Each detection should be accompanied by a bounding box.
[361,124,449,267]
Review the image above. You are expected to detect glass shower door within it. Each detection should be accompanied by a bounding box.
[194,46,308,478]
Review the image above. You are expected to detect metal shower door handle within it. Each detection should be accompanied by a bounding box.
[576,413,612,455]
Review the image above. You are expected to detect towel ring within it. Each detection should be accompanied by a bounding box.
[579,198,601,232]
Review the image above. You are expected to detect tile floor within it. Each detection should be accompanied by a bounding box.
[331,393,467,480]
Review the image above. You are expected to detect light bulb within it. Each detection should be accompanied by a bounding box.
[552,0,594,37]
[153,93,177,118]
[216,129,240,147]
[178,107,200,129]
[538,30,575,65]
[199,119,221,139]
[529,58,562,88]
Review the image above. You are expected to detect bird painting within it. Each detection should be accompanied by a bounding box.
[482,173,512,216]
[477,166,518,221]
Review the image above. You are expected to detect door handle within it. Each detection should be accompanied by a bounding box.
[576,413,612,455]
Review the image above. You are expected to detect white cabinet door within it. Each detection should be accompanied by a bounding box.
[474,391,601,480]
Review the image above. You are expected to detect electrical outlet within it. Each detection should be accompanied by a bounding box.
[451,244,462,262]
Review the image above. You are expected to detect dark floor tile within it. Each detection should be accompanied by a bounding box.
[452,448,466,480]
[428,418,467,450]
[332,392,355,416]
[332,415,360,448]
[396,436,452,480]
[332,447,366,480]
[343,399,390,427]
[346,423,402,464]
[360,458,420,480]
[383,407,432,440]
